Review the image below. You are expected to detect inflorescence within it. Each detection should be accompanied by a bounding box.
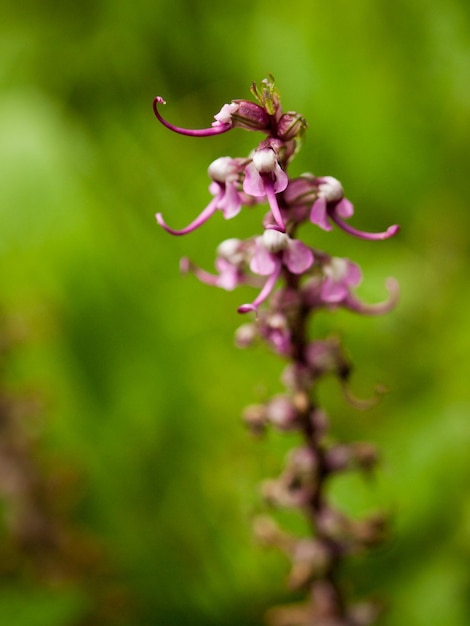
[153,76,399,626]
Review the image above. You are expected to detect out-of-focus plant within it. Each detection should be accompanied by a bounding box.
[0,312,133,626]
[153,76,399,625]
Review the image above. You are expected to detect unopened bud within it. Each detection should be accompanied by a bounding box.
[277,111,308,141]
[217,238,244,264]
[317,176,344,202]
[283,174,317,206]
[242,404,267,434]
[234,323,257,348]
[265,394,298,430]
[253,148,277,173]
[208,156,239,182]
[230,99,270,131]
[262,229,289,253]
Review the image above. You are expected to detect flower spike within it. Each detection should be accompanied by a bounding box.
[153,96,232,137]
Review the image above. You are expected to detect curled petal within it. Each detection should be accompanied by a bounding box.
[238,262,282,314]
[156,194,220,236]
[329,209,400,241]
[344,277,400,315]
[153,97,232,137]
[341,381,386,410]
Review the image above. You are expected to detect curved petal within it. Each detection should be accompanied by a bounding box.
[343,277,399,315]
[250,239,278,276]
[310,197,332,231]
[273,163,289,193]
[153,97,231,137]
[283,240,314,274]
[238,262,282,314]
[335,197,354,218]
[215,259,241,290]
[217,182,243,219]
[321,278,348,303]
[156,194,220,236]
[329,210,400,241]
[243,162,266,197]
[346,260,362,286]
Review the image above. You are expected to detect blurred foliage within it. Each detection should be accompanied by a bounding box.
[0,0,469,624]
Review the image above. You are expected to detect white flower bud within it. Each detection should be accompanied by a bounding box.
[262,229,289,253]
[324,257,348,281]
[216,238,243,263]
[318,176,344,202]
[208,156,237,182]
[253,148,277,173]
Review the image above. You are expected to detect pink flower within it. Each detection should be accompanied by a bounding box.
[156,157,247,235]
[310,176,399,241]
[180,238,252,290]
[238,230,314,314]
[321,257,362,303]
[243,148,288,232]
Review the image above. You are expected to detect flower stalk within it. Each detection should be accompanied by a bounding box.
[153,77,399,625]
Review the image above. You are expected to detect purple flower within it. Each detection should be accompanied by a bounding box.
[238,230,314,314]
[301,257,399,315]
[310,176,399,241]
[156,157,248,235]
[180,238,252,290]
[243,147,288,232]
[321,257,362,303]
[153,96,271,136]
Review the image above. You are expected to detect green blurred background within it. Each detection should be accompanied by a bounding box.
[0,0,469,624]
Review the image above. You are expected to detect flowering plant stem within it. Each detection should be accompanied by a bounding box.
[153,76,398,626]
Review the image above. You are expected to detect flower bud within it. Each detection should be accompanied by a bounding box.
[253,148,278,173]
[216,238,244,264]
[262,229,289,253]
[241,404,267,435]
[230,99,271,131]
[317,176,344,202]
[283,174,317,207]
[265,394,298,430]
[234,323,257,348]
[208,156,239,183]
[277,111,308,141]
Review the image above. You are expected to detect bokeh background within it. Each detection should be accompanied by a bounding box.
[0,0,469,624]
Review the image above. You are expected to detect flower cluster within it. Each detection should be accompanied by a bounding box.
[153,77,399,626]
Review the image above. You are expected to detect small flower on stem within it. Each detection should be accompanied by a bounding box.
[243,146,289,231]
[156,157,247,235]
[238,230,314,314]
[310,176,399,240]
[321,257,362,303]
[181,237,252,290]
